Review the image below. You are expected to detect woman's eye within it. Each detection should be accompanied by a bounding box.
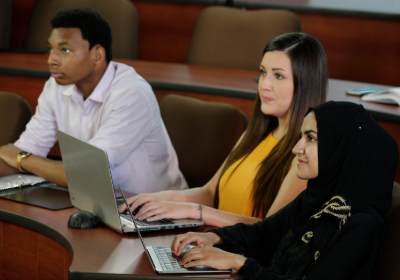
[275,73,284,79]
[62,49,71,54]
[259,69,266,76]
[48,47,53,53]
[308,135,316,142]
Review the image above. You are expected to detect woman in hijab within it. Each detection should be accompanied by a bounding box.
[171,101,398,280]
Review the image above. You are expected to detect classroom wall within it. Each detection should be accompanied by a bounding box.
[9,0,400,86]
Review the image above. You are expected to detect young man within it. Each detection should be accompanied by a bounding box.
[0,7,187,193]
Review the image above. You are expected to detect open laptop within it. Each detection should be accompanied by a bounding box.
[118,184,231,274]
[57,130,204,233]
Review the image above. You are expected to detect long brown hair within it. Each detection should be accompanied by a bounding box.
[218,33,328,217]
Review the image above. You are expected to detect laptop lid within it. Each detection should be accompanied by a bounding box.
[57,130,125,233]
[58,130,204,234]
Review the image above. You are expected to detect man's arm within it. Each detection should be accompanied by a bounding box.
[0,143,67,186]
[0,158,19,176]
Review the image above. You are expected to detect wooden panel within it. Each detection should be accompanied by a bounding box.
[1,223,38,279]
[376,120,400,183]
[0,221,71,280]
[10,0,38,48]
[38,235,66,280]
[133,1,205,63]
[0,74,45,114]
[0,221,2,279]
[64,251,72,280]
[298,12,400,86]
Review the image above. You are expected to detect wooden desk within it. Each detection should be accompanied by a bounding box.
[0,51,399,182]
[0,196,240,279]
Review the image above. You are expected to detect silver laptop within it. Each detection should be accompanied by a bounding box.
[57,130,204,233]
[118,184,231,274]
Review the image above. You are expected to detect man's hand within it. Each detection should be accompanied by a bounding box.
[0,144,22,169]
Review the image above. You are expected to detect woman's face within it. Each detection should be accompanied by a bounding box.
[258,50,294,118]
[292,111,319,180]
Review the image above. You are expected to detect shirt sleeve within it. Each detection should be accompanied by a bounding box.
[14,80,58,157]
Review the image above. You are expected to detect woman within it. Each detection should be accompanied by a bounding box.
[171,101,398,280]
[119,32,327,227]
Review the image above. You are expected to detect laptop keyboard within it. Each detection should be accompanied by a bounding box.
[120,213,173,226]
[153,246,191,272]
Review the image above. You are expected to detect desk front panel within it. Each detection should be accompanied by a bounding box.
[0,198,239,279]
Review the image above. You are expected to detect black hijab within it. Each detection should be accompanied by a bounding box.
[290,101,398,254]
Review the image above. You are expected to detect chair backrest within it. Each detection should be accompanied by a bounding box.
[373,181,400,280]
[0,0,11,49]
[186,7,302,70]
[24,0,137,59]
[159,94,248,188]
[0,92,32,145]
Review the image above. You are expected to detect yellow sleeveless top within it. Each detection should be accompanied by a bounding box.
[218,133,280,217]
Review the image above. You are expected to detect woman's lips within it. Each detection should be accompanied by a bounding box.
[262,95,273,102]
[297,159,307,167]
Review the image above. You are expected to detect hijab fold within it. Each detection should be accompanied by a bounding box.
[290,101,398,253]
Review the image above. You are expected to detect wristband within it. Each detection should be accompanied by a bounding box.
[199,204,204,221]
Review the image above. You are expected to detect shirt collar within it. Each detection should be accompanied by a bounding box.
[61,62,116,103]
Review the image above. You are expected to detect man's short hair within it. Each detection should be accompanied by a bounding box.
[51,7,113,63]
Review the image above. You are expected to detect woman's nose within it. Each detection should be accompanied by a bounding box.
[292,139,304,155]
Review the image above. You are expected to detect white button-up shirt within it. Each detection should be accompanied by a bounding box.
[15,62,188,193]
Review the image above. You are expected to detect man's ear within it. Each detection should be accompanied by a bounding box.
[93,44,106,64]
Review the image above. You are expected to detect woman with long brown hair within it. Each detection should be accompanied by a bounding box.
[119,32,328,226]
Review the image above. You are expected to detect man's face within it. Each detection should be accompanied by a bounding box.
[47,28,96,89]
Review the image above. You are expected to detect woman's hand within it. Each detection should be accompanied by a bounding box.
[181,245,247,271]
[171,232,221,256]
[118,192,171,213]
[135,201,200,221]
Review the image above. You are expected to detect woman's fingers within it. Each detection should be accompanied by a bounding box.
[130,195,159,213]
[181,246,246,271]
[181,246,210,267]
[171,233,191,255]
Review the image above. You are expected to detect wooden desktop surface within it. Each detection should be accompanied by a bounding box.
[0,192,240,280]
[1,52,400,122]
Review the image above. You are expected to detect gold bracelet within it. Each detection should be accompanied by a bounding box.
[17,152,31,173]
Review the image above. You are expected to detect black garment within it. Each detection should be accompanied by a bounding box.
[291,102,398,249]
[209,201,385,280]
[209,102,398,280]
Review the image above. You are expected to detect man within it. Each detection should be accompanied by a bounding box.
[0,7,187,193]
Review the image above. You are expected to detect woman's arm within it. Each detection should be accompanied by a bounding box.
[119,160,226,213]
[171,205,293,276]
[238,208,383,280]
[120,133,247,213]
[174,209,382,280]
[128,144,305,227]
